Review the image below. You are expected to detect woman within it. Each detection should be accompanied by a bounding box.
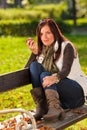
[25,18,85,121]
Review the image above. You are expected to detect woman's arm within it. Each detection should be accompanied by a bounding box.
[57,43,75,79]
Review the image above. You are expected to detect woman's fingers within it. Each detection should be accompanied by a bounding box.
[26,38,34,46]
[42,76,58,88]
[26,38,38,54]
[42,77,51,88]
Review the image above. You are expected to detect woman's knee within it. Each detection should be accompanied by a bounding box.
[29,62,39,76]
[30,61,38,70]
[40,72,51,83]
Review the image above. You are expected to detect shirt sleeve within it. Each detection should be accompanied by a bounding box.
[57,43,75,79]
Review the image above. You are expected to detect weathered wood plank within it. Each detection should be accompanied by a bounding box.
[43,105,87,130]
[0,68,30,92]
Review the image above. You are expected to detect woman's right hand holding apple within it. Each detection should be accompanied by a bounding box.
[26,38,38,54]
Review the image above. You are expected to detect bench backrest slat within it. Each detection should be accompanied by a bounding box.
[0,68,30,92]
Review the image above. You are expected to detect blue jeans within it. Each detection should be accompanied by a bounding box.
[29,61,85,109]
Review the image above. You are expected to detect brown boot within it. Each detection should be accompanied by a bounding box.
[43,89,65,122]
[30,87,48,121]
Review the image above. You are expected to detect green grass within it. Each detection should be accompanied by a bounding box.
[0,37,29,74]
[0,35,87,129]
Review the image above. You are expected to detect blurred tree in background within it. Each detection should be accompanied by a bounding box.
[67,0,87,26]
[0,0,7,8]
[0,0,87,27]
[14,0,23,7]
[0,0,23,8]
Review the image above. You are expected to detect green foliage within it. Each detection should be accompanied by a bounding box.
[0,19,72,36]
[0,3,73,36]
[66,0,87,19]
[76,0,87,18]
[0,3,67,20]
[0,3,86,36]
[65,18,87,27]
[0,20,38,36]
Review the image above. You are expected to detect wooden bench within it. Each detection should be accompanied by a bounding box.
[0,68,87,130]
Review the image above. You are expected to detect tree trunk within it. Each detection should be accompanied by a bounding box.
[0,0,7,8]
[14,0,22,7]
[72,0,77,27]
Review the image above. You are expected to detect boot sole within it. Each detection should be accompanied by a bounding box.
[43,117,59,123]
[58,112,66,120]
[43,115,59,122]
[43,112,65,122]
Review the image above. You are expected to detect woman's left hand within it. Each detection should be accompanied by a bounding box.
[42,75,59,88]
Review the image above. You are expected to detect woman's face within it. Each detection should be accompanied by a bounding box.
[40,25,55,46]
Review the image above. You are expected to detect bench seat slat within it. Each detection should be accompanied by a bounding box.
[43,105,87,129]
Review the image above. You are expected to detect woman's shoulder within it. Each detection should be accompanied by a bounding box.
[62,40,73,46]
[62,40,76,50]
[62,41,77,57]
[61,41,73,50]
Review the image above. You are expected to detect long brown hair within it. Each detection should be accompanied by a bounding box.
[36,18,68,60]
